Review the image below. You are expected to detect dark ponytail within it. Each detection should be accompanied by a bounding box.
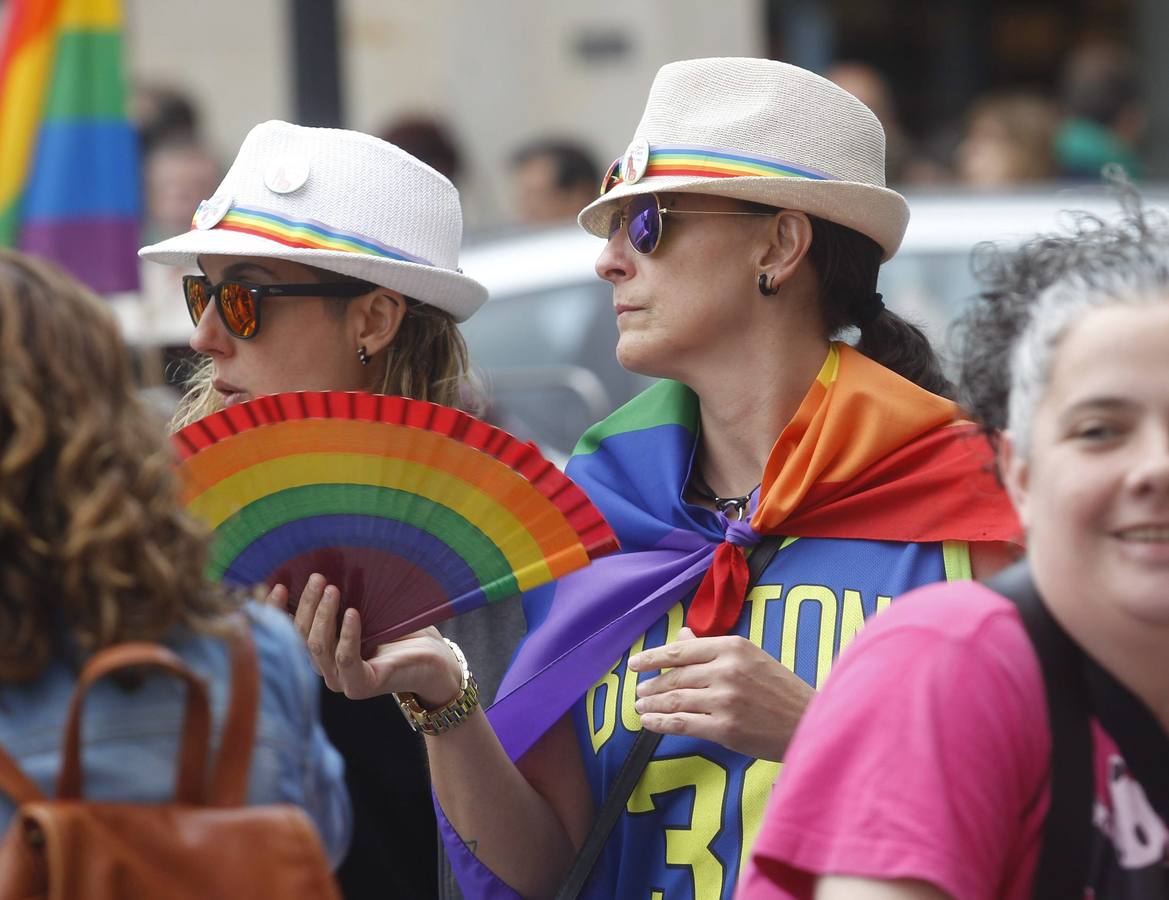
[807,216,955,399]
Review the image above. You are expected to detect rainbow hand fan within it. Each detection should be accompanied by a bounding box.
[174,391,619,655]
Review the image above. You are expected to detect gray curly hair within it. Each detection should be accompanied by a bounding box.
[955,186,1169,457]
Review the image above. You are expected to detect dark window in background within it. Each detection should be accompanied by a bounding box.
[765,0,1134,145]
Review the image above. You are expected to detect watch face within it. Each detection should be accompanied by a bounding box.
[393,676,479,736]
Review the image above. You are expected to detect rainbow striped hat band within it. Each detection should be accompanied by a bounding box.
[191,202,435,267]
[140,120,487,322]
[599,140,836,195]
[576,58,911,260]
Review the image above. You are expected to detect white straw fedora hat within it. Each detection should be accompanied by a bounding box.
[139,120,487,321]
[578,57,910,260]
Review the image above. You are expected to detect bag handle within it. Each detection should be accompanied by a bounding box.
[0,615,258,809]
[207,614,259,807]
[57,643,212,804]
[555,536,784,900]
[0,746,46,805]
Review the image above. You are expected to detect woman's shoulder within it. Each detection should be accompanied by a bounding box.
[789,576,1048,752]
[239,603,319,710]
[570,379,695,458]
[162,603,317,728]
[831,578,1043,703]
[878,579,1027,644]
[165,602,305,670]
[241,601,311,657]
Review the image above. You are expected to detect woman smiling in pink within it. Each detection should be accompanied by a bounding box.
[740,203,1169,899]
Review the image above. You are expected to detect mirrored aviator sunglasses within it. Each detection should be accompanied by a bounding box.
[606,193,666,255]
[606,192,780,256]
[182,275,375,340]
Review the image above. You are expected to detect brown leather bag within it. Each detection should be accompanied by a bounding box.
[0,619,342,899]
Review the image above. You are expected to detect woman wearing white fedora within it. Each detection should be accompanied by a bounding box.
[298,59,1020,899]
[138,120,495,898]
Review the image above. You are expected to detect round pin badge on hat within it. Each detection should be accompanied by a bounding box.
[264,154,311,194]
[622,136,650,184]
[193,193,232,230]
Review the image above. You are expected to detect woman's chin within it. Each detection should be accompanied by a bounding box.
[616,338,670,380]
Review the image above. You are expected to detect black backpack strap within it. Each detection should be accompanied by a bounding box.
[987,561,1094,900]
[553,726,663,900]
[555,536,784,900]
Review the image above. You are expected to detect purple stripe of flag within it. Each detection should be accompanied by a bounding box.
[18,216,139,293]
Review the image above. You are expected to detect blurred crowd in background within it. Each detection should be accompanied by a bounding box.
[134,36,1147,244]
[127,27,1149,405]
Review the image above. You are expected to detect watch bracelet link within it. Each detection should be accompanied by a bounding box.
[394,638,480,736]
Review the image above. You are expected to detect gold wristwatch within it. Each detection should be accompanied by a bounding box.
[394,638,480,736]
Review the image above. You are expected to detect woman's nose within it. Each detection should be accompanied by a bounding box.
[188,297,229,355]
[595,228,633,285]
[1126,426,1169,499]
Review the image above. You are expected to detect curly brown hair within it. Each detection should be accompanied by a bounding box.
[0,250,239,683]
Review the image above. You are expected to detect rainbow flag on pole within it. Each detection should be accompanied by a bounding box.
[0,0,139,293]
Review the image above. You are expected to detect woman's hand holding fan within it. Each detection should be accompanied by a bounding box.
[262,575,462,706]
[176,391,618,657]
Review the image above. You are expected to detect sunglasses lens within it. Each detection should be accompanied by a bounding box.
[218,282,258,338]
[626,194,660,254]
[184,278,209,325]
[607,210,623,240]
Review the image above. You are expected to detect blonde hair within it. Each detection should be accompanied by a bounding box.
[0,250,238,683]
[171,270,479,430]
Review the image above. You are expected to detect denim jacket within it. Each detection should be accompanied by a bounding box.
[0,603,351,866]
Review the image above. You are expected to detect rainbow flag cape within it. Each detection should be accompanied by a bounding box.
[0,0,139,293]
[486,343,1020,760]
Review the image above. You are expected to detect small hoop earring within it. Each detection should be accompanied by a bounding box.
[357,345,371,366]
[758,273,779,296]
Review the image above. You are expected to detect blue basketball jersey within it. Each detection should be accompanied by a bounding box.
[572,536,967,900]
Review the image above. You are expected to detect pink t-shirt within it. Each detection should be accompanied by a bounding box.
[737,580,1169,900]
